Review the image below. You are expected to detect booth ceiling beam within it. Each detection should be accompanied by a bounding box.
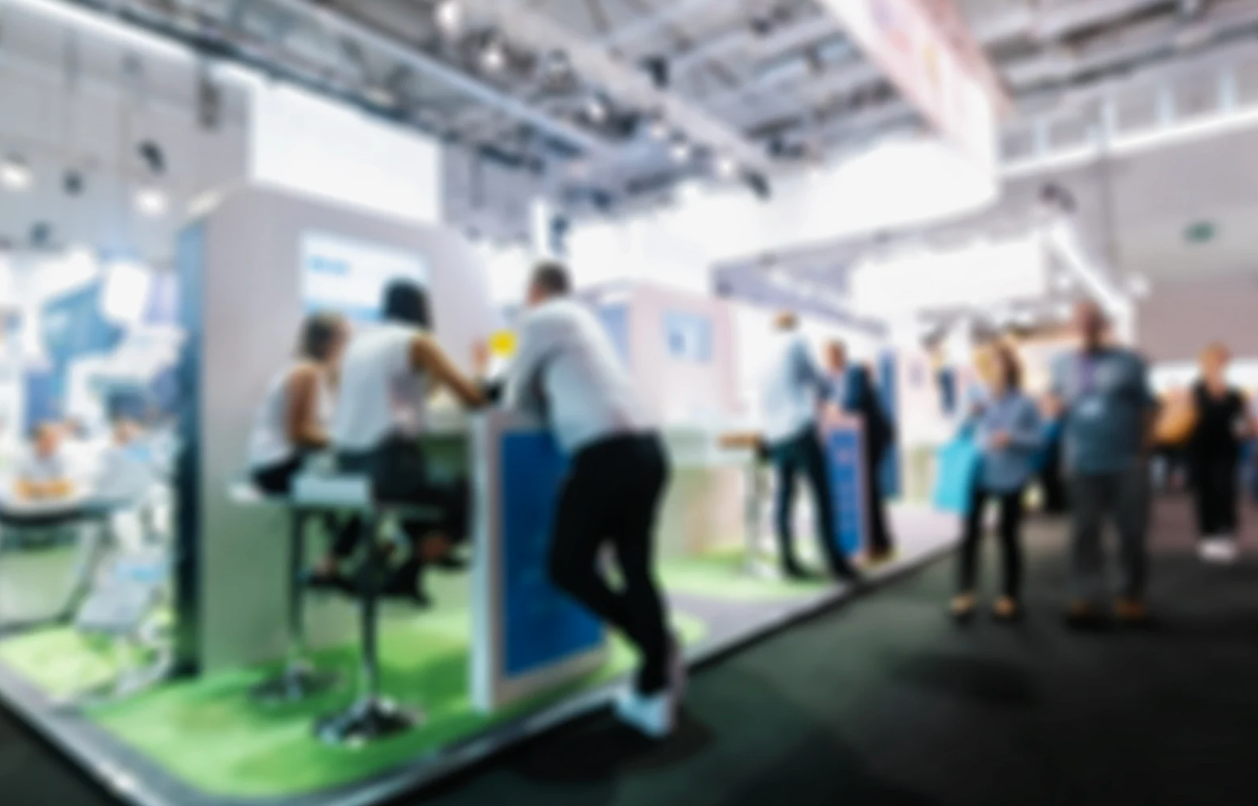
[458,0,773,174]
[259,0,612,157]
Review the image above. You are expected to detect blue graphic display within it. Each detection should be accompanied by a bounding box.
[28,282,124,432]
[596,304,631,364]
[825,427,867,556]
[143,273,179,326]
[663,310,712,363]
[500,431,603,678]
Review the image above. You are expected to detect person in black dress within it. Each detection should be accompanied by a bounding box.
[1189,343,1256,565]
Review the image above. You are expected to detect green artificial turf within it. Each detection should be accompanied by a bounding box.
[0,548,832,799]
[0,578,706,799]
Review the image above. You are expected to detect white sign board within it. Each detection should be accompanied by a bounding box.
[300,231,428,324]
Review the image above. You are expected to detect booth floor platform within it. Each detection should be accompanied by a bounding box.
[0,507,957,806]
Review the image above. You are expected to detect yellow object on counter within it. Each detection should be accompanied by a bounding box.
[488,330,517,357]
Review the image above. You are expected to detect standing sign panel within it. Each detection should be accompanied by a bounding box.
[472,412,607,711]
[824,424,868,557]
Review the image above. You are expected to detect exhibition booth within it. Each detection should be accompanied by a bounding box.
[0,184,958,806]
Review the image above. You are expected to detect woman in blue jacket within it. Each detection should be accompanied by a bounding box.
[951,344,1043,623]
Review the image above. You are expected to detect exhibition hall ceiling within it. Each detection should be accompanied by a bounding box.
[9,0,1255,215]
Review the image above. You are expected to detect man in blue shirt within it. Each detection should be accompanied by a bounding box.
[760,313,860,582]
[1050,300,1158,628]
[824,341,896,564]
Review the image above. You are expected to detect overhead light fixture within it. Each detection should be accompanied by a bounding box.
[715,155,739,179]
[481,39,506,73]
[135,186,169,217]
[670,139,693,163]
[137,140,166,175]
[1,157,32,191]
[586,96,608,124]
[435,0,463,35]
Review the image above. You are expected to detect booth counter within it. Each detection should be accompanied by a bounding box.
[0,186,960,806]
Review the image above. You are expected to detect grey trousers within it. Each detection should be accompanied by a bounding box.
[1069,464,1151,603]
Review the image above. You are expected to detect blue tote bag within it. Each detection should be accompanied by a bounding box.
[932,430,983,516]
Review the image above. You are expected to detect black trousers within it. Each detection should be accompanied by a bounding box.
[770,426,854,576]
[863,443,893,555]
[336,439,469,577]
[549,433,671,696]
[958,485,1025,600]
[1192,450,1239,538]
[1039,438,1069,514]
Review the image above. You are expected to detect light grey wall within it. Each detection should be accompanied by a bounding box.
[189,184,496,672]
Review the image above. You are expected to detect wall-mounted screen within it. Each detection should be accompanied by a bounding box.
[663,310,712,364]
[300,231,427,324]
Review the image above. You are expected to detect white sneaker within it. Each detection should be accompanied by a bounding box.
[1202,538,1239,565]
[615,687,676,739]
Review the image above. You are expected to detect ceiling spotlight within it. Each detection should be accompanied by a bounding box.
[135,186,169,217]
[1,157,32,191]
[670,140,693,163]
[586,96,608,124]
[715,155,739,179]
[481,40,506,73]
[63,170,84,196]
[434,0,463,34]
[138,140,166,175]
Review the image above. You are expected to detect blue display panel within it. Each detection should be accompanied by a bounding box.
[663,310,712,363]
[499,431,603,678]
[825,427,867,556]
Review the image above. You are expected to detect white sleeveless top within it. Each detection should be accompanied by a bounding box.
[330,323,431,454]
[246,364,335,470]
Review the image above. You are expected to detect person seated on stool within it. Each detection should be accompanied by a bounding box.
[950,344,1042,623]
[760,312,861,582]
[248,312,349,495]
[486,262,682,740]
[329,281,486,606]
[245,312,362,590]
[824,340,896,565]
[15,422,76,502]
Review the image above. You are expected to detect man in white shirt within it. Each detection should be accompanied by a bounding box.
[498,263,678,740]
[761,314,860,582]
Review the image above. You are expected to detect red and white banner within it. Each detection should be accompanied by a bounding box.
[819,0,1003,172]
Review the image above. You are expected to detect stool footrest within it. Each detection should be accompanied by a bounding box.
[314,697,421,745]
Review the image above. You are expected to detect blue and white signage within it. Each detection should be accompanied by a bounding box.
[472,412,608,712]
[499,432,603,677]
[300,231,427,323]
[663,310,713,363]
[824,424,867,557]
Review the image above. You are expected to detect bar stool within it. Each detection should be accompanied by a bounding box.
[293,474,436,746]
[227,481,340,704]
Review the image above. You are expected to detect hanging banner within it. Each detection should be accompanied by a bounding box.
[818,0,1001,171]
